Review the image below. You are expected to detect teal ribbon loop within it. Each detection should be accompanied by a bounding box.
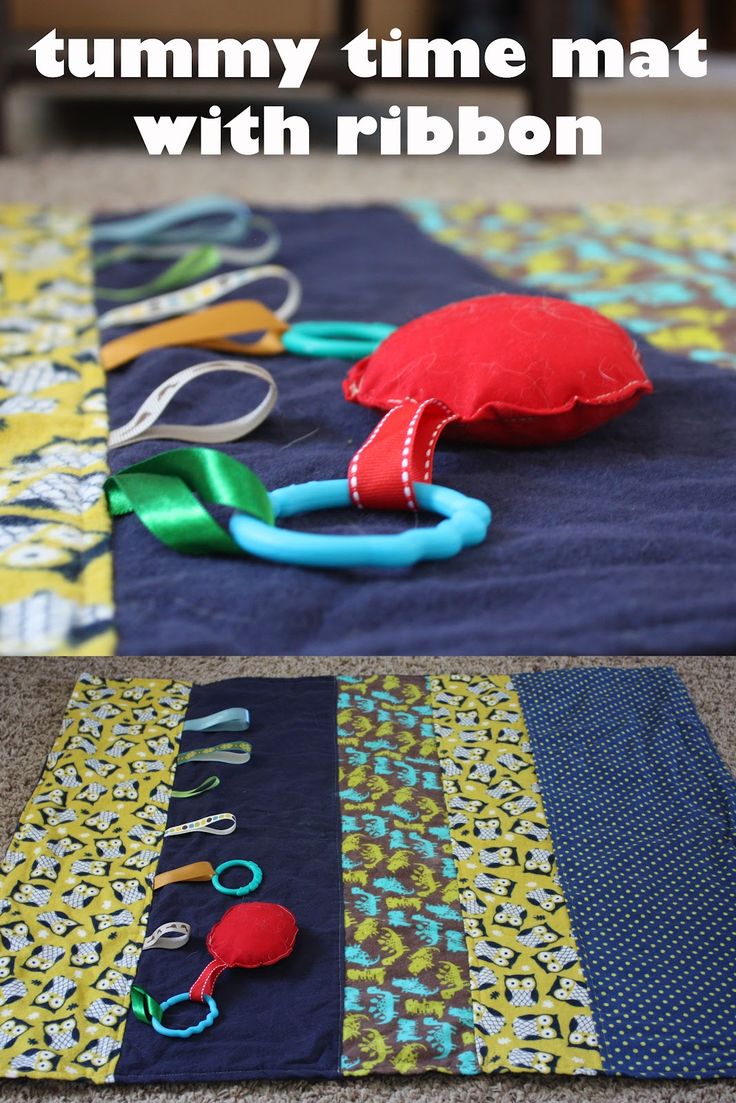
[182,707,250,733]
[105,447,274,556]
[282,320,396,360]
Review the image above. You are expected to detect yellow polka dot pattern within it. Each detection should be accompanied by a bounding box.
[431,674,602,1077]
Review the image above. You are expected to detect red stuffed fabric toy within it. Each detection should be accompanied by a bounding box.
[343,295,653,510]
[190,902,298,1002]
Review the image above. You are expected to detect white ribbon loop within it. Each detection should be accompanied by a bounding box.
[143,921,192,950]
[108,360,278,449]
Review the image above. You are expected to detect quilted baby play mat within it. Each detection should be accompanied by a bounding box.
[0,666,734,1083]
[1,200,735,656]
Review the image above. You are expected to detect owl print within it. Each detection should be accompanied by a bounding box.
[474,873,512,896]
[23,944,65,972]
[551,977,591,1006]
[469,964,498,991]
[473,817,501,840]
[508,1047,557,1073]
[524,848,554,874]
[505,974,538,1006]
[9,1049,60,1073]
[569,1015,599,1048]
[475,940,519,969]
[526,887,564,913]
[43,1017,79,1052]
[0,1018,30,1050]
[36,910,78,937]
[473,1002,505,1037]
[76,1035,121,1069]
[493,902,526,928]
[70,941,102,967]
[94,968,131,997]
[111,879,146,905]
[12,882,52,908]
[480,846,518,869]
[0,922,32,952]
[537,944,579,974]
[85,997,127,1026]
[517,923,560,949]
[61,882,100,909]
[33,975,77,1011]
[92,908,134,932]
[513,1013,561,1041]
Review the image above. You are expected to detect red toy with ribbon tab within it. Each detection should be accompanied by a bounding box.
[190,901,298,1003]
[343,294,653,511]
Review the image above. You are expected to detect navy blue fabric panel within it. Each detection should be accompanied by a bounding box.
[97,206,736,655]
[115,676,342,1083]
[515,666,736,1080]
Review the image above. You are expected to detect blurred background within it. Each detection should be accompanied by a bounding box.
[0,0,733,207]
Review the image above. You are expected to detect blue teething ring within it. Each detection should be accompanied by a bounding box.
[150,992,219,1038]
[282,320,396,360]
[229,480,491,569]
[212,859,263,897]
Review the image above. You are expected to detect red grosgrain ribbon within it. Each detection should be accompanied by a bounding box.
[190,958,229,1002]
[348,398,459,511]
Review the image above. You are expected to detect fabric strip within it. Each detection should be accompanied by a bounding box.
[337,675,477,1076]
[114,677,343,1083]
[514,666,736,1080]
[431,674,602,1076]
[0,205,114,655]
[0,674,190,1082]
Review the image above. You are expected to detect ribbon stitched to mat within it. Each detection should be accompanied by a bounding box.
[105,448,273,555]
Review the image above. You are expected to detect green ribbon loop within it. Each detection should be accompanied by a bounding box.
[171,775,221,799]
[176,740,252,767]
[131,983,163,1025]
[95,244,221,298]
[105,447,274,556]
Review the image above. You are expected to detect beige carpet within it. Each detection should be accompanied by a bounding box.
[0,655,734,1102]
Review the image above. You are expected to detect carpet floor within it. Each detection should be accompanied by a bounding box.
[0,654,733,1102]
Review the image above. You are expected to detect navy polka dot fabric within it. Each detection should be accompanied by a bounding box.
[515,666,736,1080]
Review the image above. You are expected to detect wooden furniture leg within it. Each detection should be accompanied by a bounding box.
[525,0,574,161]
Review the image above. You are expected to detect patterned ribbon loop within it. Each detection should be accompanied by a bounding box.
[98,263,302,330]
[164,813,237,838]
[176,740,252,767]
[107,360,278,449]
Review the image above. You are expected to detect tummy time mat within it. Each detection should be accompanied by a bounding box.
[0,667,734,1083]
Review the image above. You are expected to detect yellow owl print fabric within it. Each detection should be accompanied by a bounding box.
[0,673,190,1082]
[431,674,602,1077]
[0,205,114,656]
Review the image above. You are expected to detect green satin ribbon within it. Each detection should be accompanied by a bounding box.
[171,775,220,799]
[131,983,163,1024]
[105,447,274,556]
[95,244,221,300]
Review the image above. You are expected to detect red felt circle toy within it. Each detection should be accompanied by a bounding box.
[208,901,298,969]
[344,294,653,448]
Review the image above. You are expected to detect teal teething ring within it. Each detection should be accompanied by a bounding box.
[282,320,396,360]
[212,859,263,897]
[150,992,219,1038]
[229,480,491,569]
